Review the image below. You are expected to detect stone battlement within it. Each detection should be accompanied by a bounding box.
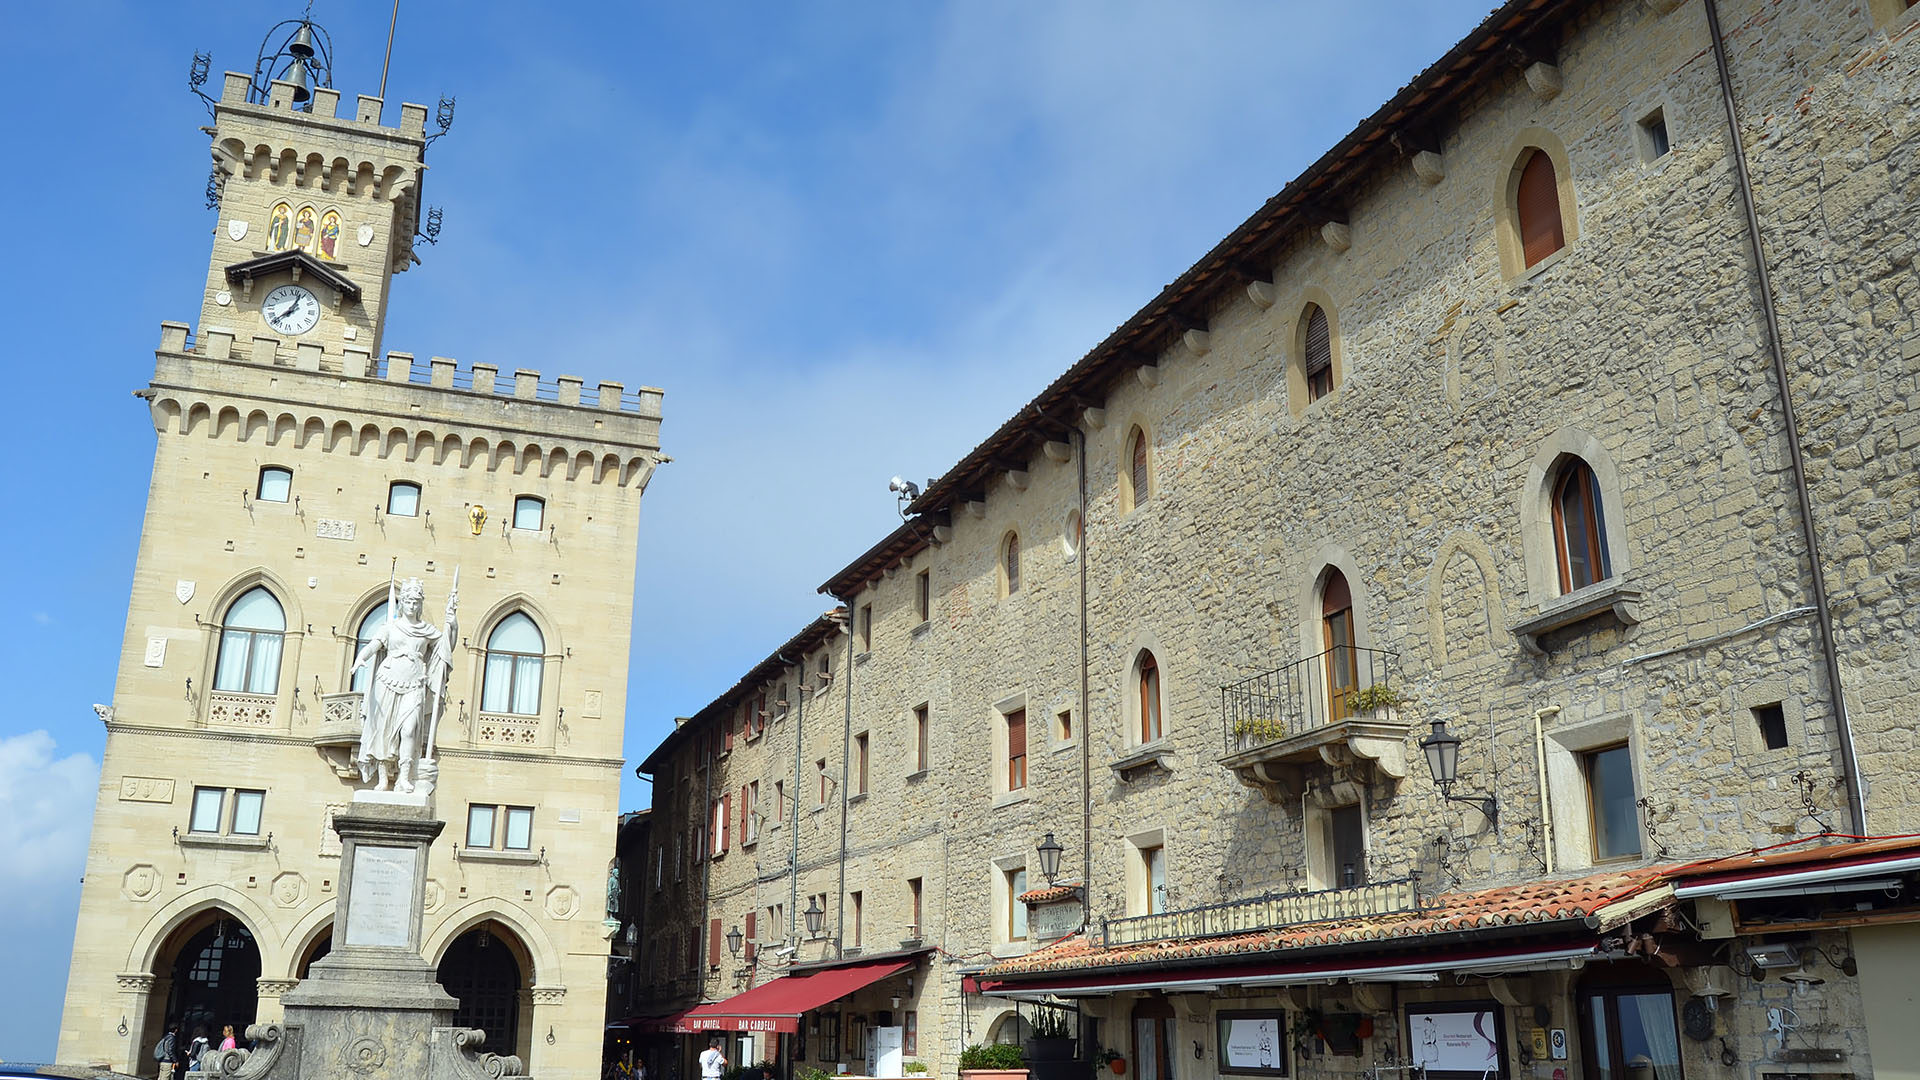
[220,70,427,140]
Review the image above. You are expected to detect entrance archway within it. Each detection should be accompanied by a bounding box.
[436,922,526,1059]
[155,910,262,1049]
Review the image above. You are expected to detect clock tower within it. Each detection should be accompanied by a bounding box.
[199,67,428,362]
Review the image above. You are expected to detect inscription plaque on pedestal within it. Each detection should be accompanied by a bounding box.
[345,844,415,947]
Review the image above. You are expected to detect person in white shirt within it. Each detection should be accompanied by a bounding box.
[699,1040,728,1080]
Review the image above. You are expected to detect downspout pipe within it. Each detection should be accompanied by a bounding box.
[1074,426,1092,929]
[834,605,856,957]
[1703,0,1866,836]
[786,653,805,945]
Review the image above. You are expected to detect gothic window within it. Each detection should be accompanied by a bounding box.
[1516,149,1566,268]
[1303,303,1334,402]
[214,587,286,695]
[481,613,544,715]
[1127,426,1151,509]
[1321,571,1357,720]
[1136,650,1163,743]
[351,601,389,692]
[1552,459,1612,592]
[1002,532,1021,596]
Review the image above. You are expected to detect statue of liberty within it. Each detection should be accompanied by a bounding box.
[352,569,458,792]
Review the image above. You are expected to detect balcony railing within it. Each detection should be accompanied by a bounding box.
[1099,878,1421,947]
[1220,646,1396,756]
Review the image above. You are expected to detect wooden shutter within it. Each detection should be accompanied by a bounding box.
[721,794,732,851]
[1138,653,1161,742]
[708,918,722,968]
[744,911,757,962]
[1321,570,1352,616]
[1005,533,1021,593]
[741,785,750,840]
[1008,709,1027,789]
[1130,428,1149,505]
[724,714,734,751]
[1304,306,1331,376]
[1517,150,1565,267]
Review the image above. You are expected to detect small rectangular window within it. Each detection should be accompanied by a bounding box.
[190,787,225,833]
[913,705,929,772]
[1585,744,1641,860]
[817,759,829,806]
[908,877,923,934]
[1637,107,1670,160]
[774,780,786,823]
[257,467,292,503]
[231,790,265,836]
[1009,868,1029,939]
[1331,805,1366,888]
[850,890,863,947]
[1007,708,1028,791]
[467,805,497,849]
[1144,846,1167,915]
[504,806,533,850]
[855,733,870,795]
[915,570,931,623]
[859,603,873,652]
[387,481,421,516]
[905,1011,918,1056]
[1753,703,1789,750]
[1056,708,1073,743]
[513,495,544,530]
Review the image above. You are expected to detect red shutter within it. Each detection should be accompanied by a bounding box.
[708,918,722,969]
[724,715,734,751]
[741,785,750,840]
[1517,150,1565,268]
[744,911,757,963]
[1321,570,1352,616]
[721,794,732,850]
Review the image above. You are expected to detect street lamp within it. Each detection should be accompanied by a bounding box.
[1418,719,1498,828]
[1036,832,1064,886]
[726,924,744,958]
[803,896,825,939]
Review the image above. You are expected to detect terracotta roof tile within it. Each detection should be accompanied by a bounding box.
[1018,884,1082,904]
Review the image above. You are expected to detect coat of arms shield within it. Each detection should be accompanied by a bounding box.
[175,580,195,604]
[227,219,248,242]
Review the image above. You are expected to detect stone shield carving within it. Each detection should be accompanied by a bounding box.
[357,223,375,247]
[271,871,307,907]
[176,580,195,604]
[544,885,578,920]
[122,864,159,902]
[228,219,248,242]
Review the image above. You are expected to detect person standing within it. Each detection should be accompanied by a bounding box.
[699,1039,728,1080]
[219,1024,237,1051]
[154,1023,179,1080]
[187,1027,210,1073]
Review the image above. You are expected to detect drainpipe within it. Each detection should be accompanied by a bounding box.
[1703,0,1867,836]
[1074,426,1093,928]
[700,725,714,1000]
[834,607,856,957]
[785,653,805,945]
[1533,706,1559,876]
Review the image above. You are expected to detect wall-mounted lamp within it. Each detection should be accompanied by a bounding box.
[726,924,744,957]
[1419,720,1499,828]
[803,896,825,940]
[1036,832,1064,886]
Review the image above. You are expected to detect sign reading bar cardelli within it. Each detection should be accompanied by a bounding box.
[344,844,415,947]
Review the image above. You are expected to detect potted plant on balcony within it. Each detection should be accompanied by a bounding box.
[1230,715,1287,752]
[959,1043,1028,1080]
[1100,1049,1126,1075]
[1343,685,1409,724]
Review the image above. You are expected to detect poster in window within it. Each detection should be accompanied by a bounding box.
[1405,1006,1504,1078]
[1216,1010,1287,1076]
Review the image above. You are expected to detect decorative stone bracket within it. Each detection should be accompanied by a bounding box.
[434,1028,530,1080]
[1509,583,1643,655]
[1219,710,1412,803]
[1109,742,1174,782]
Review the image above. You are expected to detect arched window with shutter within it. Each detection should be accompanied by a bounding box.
[1127,426,1150,510]
[1136,650,1163,743]
[1516,149,1566,268]
[1303,303,1334,402]
[1002,532,1021,596]
[1321,570,1357,721]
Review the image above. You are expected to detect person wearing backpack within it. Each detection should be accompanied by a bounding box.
[187,1026,211,1074]
[153,1023,179,1080]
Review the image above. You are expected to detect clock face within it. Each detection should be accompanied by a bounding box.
[261,284,320,336]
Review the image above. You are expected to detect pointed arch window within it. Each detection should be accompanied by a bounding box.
[1127,427,1150,509]
[1517,149,1566,268]
[1321,571,1357,721]
[1303,303,1334,402]
[1003,532,1021,595]
[1137,650,1163,743]
[481,613,544,716]
[215,587,286,695]
[351,601,389,693]
[1552,459,1612,592]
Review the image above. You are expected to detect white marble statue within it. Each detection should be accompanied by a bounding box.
[352,571,458,792]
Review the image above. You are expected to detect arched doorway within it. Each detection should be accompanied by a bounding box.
[155,910,262,1049]
[295,927,332,978]
[436,923,526,1059]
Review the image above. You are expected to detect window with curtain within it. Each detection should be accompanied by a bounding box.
[387,481,421,516]
[215,587,286,694]
[481,612,544,715]
[1303,304,1333,401]
[1129,427,1150,508]
[1003,532,1021,595]
[1517,149,1566,268]
[1553,459,1613,592]
[1138,651,1163,743]
[1143,845,1167,914]
[257,466,292,502]
[1008,868,1028,940]
[1580,978,1682,1080]
[351,601,388,692]
[1321,571,1357,721]
[1585,744,1640,860]
[1132,998,1175,1080]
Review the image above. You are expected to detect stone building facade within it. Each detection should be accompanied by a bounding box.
[635,0,1920,1077]
[58,53,666,1080]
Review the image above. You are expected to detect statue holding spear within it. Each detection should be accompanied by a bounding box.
[352,564,459,793]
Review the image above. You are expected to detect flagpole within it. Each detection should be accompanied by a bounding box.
[377,0,400,103]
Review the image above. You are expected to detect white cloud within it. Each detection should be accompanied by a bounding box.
[0,731,97,918]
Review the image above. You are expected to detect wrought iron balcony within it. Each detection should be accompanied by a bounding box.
[1099,878,1421,947]
[1218,646,1411,800]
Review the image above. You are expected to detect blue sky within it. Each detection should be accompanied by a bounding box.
[0,0,1497,1061]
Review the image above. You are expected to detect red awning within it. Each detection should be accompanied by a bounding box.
[676,957,915,1033]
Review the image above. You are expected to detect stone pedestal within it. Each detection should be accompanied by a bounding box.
[207,802,529,1080]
